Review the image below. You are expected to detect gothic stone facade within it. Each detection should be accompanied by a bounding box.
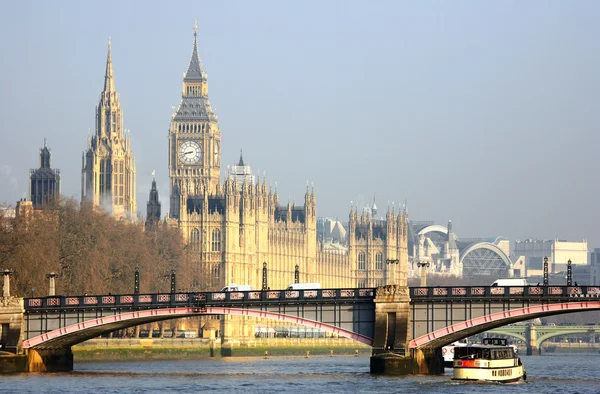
[167,29,408,294]
[82,41,137,220]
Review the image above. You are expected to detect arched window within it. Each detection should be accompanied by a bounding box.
[191,228,200,252]
[376,253,383,270]
[211,229,221,252]
[358,252,366,270]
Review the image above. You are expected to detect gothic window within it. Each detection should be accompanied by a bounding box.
[358,279,367,288]
[358,252,366,270]
[191,228,200,252]
[211,229,221,252]
[376,253,383,270]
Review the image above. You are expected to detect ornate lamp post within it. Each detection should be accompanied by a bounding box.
[134,265,140,294]
[294,265,299,284]
[170,269,176,294]
[567,259,572,286]
[262,262,268,290]
[543,257,549,286]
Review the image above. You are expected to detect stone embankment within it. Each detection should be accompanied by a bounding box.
[73,337,371,361]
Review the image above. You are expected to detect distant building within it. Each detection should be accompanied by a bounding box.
[589,248,600,285]
[146,175,161,226]
[317,217,347,244]
[226,152,255,187]
[29,140,60,208]
[408,221,513,281]
[513,239,589,276]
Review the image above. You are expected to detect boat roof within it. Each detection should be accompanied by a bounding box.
[458,344,513,349]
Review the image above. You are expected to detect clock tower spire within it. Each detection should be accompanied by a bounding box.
[168,23,221,219]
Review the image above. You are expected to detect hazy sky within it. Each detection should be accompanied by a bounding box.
[1,1,599,248]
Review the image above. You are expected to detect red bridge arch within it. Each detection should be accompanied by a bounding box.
[23,307,374,349]
[409,301,600,349]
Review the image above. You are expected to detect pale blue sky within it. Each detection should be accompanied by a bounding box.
[1,1,599,248]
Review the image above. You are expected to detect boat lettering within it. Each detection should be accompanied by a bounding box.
[492,369,513,377]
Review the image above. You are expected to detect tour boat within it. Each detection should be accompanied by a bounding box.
[442,340,469,367]
[452,338,526,383]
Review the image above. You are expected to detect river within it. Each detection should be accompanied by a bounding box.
[1,353,599,393]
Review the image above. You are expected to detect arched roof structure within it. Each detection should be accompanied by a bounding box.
[459,242,512,278]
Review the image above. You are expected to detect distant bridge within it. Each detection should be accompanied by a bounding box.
[487,324,600,354]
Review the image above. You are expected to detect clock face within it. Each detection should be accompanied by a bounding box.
[179,140,202,165]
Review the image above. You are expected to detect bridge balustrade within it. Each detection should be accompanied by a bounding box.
[23,288,376,311]
[410,285,600,300]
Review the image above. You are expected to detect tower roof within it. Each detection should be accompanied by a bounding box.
[40,139,51,169]
[103,39,115,92]
[184,22,205,81]
[173,23,217,123]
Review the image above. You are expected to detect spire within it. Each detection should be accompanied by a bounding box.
[238,149,245,166]
[184,21,205,81]
[371,193,377,218]
[40,139,51,169]
[103,38,115,92]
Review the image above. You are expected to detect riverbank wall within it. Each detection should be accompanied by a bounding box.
[73,338,371,361]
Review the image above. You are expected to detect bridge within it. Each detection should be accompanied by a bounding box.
[487,324,600,355]
[2,281,600,373]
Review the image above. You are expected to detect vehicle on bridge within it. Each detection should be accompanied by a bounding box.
[286,282,321,290]
[453,338,526,383]
[491,278,528,287]
[220,284,252,292]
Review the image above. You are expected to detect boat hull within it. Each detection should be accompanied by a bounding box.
[452,365,525,383]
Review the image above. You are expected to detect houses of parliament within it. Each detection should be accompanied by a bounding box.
[22,26,409,293]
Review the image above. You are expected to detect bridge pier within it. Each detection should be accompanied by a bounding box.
[0,296,28,373]
[370,285,443,375]
[27,348,73,372]
[526,324,539,356]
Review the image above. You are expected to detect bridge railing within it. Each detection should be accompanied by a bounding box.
[23,288,376,310]
[410,285,600,299]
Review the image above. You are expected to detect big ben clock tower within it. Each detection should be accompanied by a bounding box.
[169,23,221,219]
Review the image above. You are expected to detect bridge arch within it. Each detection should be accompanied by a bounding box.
[23,307,373,350]
[537,327,599,348]
[485,329,526,343]
[409,301,600,349]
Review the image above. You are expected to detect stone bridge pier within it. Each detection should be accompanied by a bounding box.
[370,285,443,375]
[526,324,540,356]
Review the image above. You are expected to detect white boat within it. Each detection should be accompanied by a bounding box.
[452,338,526,383]
[442,340,469,367]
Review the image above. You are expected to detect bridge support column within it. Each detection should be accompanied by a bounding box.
[0,297,25,354]
[526,325,539,356]
[370,285,433,375]
[411,347,444,374]
[0,296,28,373]
[27,348,73,372]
